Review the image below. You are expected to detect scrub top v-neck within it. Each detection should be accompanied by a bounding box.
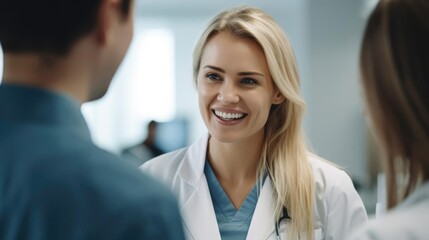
[204,161,260,240]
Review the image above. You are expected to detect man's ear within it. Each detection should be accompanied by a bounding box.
[94,0,122,46]
[272,90,285,105]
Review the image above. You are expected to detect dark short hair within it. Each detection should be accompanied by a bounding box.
[0,0,132,55]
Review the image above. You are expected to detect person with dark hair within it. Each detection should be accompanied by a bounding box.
[122,120,166,166]
[349,0,429,239]
[0,1,185,239]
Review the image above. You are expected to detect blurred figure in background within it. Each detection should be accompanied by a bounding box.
[122,120,165,166]
[0,0,184,239]
[349,0,429,239]
[142,6,367,240]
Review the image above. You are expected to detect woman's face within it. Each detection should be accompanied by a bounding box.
[197,31,284,144]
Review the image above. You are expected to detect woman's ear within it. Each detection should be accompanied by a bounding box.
[272,90,285,105]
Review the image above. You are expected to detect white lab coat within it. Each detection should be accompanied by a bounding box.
[348,181,429,240]
[141,133,367,240]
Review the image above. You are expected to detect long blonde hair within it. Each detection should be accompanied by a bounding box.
[193,6,314,239]
[360,0,429,208]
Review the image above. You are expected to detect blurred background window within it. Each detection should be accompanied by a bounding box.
[82,24,177,154]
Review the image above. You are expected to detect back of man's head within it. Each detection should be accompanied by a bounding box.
[0,0,132,55]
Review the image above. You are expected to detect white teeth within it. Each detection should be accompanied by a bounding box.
[214,110,244,119]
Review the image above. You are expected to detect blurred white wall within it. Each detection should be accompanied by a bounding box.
[83,22,176,153]
[306,1,368,183]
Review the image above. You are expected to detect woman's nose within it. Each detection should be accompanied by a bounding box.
[217,83,239,104]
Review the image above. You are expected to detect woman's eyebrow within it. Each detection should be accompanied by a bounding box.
[238,71,264,77]
[204,65,264,77]
[204,65,225,73]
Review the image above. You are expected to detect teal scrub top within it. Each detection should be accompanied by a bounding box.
[204,161,261,240]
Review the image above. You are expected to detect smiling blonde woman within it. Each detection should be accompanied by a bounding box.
[141,6,367,240]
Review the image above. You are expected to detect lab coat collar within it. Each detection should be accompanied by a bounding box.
[247,178,276,240]
[178,132,221,239]
[178,132,209,187]
[177,132,276,240]
[180,175,222,240]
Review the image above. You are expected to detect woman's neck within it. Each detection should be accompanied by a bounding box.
[207,135,264,208]
[209,137,263,180]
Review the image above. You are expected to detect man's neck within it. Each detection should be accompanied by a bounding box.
[3,53,90,104]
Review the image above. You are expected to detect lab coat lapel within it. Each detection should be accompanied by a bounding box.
[246,178,276,240]
[180,177,221,240]
[178,133,221,240]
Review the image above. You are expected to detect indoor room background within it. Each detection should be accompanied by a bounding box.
[0,0,381,214]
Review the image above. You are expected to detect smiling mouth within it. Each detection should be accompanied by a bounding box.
[213,110,247,121]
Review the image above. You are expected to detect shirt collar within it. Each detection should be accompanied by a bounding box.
[0,83,92,141]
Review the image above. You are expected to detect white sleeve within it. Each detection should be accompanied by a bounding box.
[324,171,368,240]
[347,224,378,240]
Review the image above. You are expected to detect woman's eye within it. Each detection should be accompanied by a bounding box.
[241,78,257,85]
[206,73,221,81]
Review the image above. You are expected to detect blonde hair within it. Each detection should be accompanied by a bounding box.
[361,0,429,208]
[193,6,314,239]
